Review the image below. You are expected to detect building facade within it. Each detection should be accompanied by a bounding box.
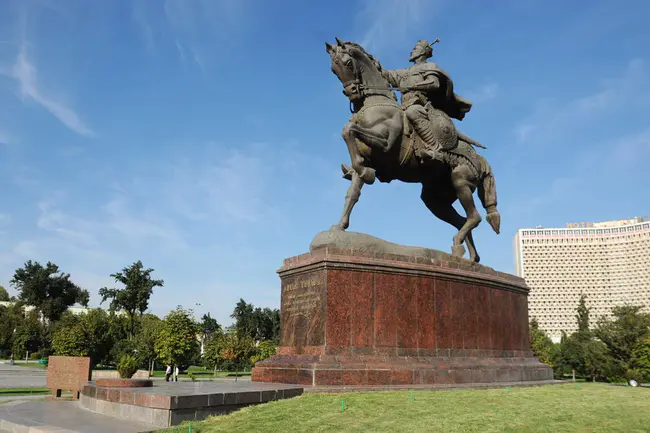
[514,217,650,341]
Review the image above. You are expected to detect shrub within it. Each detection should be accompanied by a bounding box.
[29,352,40,360]
[117,354,139,379]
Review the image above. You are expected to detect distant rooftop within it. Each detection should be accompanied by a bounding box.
[565,216,648,229]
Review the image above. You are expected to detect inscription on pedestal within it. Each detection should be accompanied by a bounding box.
[284,277,320,318]
[281,272,325,349]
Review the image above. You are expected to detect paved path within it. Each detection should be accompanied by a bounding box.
[0,364,46,389]
[0,400,156,433]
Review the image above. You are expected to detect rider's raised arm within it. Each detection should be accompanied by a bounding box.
[381,68,408,89]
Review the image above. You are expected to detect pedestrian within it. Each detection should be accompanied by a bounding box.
[174,366,180,382]
[165,365,172,382]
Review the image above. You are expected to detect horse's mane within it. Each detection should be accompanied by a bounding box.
[342,41,383,72]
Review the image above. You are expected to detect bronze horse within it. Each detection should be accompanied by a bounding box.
[326,38,501,263]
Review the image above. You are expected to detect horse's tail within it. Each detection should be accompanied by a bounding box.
[477,157,500,235]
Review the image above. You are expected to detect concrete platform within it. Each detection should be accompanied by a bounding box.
[80,380,303,428]
[0,400,156,433]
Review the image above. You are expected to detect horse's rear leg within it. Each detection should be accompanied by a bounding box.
[451,166,481,259]
[421,184,480,263]
[332,168,364,231]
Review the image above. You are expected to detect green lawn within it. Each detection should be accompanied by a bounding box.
[158,383,650,433]
[0,388,50,396]
[10,362,47,369]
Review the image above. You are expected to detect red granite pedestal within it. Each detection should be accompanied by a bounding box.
[252,231,553,387]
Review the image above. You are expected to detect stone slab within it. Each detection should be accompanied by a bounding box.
[46,356,91,400]
[79,381,303,428]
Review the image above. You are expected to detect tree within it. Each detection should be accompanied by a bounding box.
[595,305,650,381]
[595,305,650,364]
[51,310,113,365]
[631,336,650,382]
[231,299,255,338]
[99,261,164,337]
[0,285,9,302]
[200,313,221,336]
[51,314,89,357]
[231,299,280,343]
[155,307,200,369]
[529,318,556,367]
[218,333,257,378]
[12,311,45,359]
[251,340,278,364]
[0,303,22,354]
[202,331,226,372]
[10,261,89,322]
[576,293,590,335]
[134,314,162,373]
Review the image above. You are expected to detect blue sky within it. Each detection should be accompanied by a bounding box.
[1,0,649,326]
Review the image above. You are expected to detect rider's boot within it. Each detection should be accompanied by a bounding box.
[411,118,440,163]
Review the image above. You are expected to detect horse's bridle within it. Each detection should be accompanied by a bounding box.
[336,47,396,113]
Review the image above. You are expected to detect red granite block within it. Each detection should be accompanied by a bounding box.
[435,369,453,384]
[520,294,531,351]
[367,370,392,385]
[315,370,343,385]
[450,282,466,350]
[434,280,452,350]
[396,276,419,348]
[119,391,134,404]
[417,369,437,384]
[463,284,478,351]
[452,369,474,384]
[416,278,436,350]
[95,388,107,401]
[374,273,398,347]
[134,393,152,407]
[325,270,353,348]
[490,289,505,351]
[271,368,298,384]
[349,271,375,348]
[342,369,368,386]
[475,285,491,350]
[391,370,414,385]
[45,356,91,399]
[148,394,172,410]
[106,389,120,402]
[296,368,313,385]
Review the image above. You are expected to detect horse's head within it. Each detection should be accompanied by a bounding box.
[326,38,388,102]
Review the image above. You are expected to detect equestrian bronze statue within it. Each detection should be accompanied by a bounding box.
[325,37,501,263]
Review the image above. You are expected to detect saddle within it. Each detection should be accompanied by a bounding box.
[402,110,483,175]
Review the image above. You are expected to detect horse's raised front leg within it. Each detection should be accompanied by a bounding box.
[342,123,375,185]
[348,110,402,153]
[332,165,364,231]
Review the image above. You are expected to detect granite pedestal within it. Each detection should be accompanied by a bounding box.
[252,231,553,387]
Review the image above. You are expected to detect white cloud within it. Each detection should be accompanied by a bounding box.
[0,130,11,146]
[10,45,93,137]
[466,82,499,104]
[356,0,440,55]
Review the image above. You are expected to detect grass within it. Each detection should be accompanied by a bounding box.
[0,388,50,396]
[157,383,650,433]
[9,362,47,369]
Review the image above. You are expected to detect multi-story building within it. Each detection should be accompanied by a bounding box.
[514,216,650,341]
